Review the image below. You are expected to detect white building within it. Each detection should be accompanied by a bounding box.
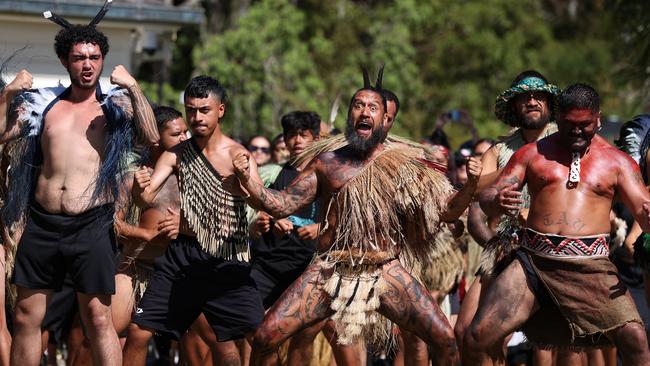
[0,0,203,88]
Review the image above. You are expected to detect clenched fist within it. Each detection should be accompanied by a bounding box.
[5,70,33,96]
[232,152,251,183]
[134,166,151,191]
[497,184,524,216]
[466,156,483,184]
[110,65,137,89]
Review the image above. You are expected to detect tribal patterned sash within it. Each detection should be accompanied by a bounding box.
[178,139,249,261]
[523,228,609,258]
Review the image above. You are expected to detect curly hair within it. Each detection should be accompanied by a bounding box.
[54,25,109,59]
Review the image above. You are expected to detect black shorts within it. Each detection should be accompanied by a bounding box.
[13,202,117,294]
[250,263,308,309]
[133,235,264,341]
[42,275,78,344]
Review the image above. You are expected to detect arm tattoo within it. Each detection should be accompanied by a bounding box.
[127,84,159,144]
[248,172,317,218]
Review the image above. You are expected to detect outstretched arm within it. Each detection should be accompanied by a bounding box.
[110,65,159,145]
[231,152,318,218]
[0,70,32,143]
[479,147,528,217]
[441,156,483,222]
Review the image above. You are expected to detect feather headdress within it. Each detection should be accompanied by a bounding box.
[43,0,113,28]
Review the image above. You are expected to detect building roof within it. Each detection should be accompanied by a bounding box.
[0,0,204,26]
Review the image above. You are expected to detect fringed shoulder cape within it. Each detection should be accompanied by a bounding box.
[178,138,249,261]
[296,133,455,267]
[2,84,138,229]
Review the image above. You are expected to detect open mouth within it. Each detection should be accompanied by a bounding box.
[356,121,373,135]
[81,72,93,82]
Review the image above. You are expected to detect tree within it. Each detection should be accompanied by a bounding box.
[195,0,327,138]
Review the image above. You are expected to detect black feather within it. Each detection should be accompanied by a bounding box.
[43,11,73,29]
[360,64,371,89]
[375,63,384,90]
[89,0,113,27]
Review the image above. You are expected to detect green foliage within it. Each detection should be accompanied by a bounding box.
[195,0,327,138]
[155,0,648,144]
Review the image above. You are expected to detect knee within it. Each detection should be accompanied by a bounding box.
[616,322,649,353]
[463,323,494,352]
[13,302,42,329]
[252,326,280,352]
[86,306,113,333]
[434,329,459,358]
[127,324,153,346]
[454,321,467,347]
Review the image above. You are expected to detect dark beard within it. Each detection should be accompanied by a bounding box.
[520,111,550,130]
[345,117,386,156]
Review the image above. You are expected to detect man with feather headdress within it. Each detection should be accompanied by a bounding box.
[0,2,158,365]
[229,66,481,366]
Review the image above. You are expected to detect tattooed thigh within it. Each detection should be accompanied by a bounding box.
[261,262,334,342]
[377,260,452,345]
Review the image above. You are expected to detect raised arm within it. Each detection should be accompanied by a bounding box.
[479,146,529,217]
[135,150,177,205]
[109,65,159,145]
[476,145,500,192]
[616,153,650,233]
[0,70,32,143]
[231,152,318,218]
[441,156,483,222]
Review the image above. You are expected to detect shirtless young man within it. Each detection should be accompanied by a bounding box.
[0,16,158,366]
[465,83,650,365]
[128,75,264,366]
[229,74,481,366]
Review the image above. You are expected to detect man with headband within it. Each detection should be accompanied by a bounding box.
[465,84,650,365]
[0,2,158,365]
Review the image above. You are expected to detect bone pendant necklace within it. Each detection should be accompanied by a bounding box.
[567,152,581,187]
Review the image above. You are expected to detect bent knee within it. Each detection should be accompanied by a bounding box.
[614,322,650,352]
[464,324,497,352]
[13,304,44,329]
[253,326,282,351]
[127,324,153,345]
[454,320,468,346]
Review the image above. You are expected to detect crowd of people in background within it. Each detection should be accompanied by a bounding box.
[2,2,650,366]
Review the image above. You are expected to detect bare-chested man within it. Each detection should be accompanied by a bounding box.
[0,8,158,366]
[465,83,650,365]
[456,70,563,365]
[128,75,264,366]
[229,71,481,366]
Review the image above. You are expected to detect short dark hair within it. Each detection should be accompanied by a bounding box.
[54,25,109,59]
[153,106,183,130]
[511,70,548,86]
[382,89,400,117]
[281,111,321,138]
[184,75,227,103]
[557,83,600,115]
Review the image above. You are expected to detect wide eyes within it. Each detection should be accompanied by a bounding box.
[353,102,378,112]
